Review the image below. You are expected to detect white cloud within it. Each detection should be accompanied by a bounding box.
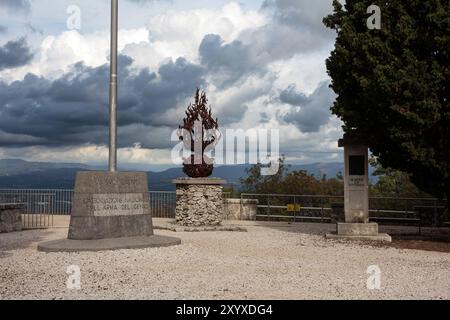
[0,1,344,165]
[270,49,333,95]
[0,144,173,165]
[145,2,266,61]
[1,2,265,81]
[0,28,150,81]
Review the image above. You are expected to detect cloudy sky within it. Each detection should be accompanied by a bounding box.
[0,0,343,170]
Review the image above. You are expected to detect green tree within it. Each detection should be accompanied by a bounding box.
[240,156,344,196]
[369,157,430,198]
[240,156,290,193]
[324,0,450,201]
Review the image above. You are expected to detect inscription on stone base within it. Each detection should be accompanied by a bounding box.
[85,193,149,216]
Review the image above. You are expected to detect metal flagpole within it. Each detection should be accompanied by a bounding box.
[109,0,118,172]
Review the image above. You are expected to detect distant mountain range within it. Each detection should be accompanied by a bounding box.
[0,159,349,191]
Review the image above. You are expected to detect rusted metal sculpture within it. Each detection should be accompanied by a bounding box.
[178,89,220,178]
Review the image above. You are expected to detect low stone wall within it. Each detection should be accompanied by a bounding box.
[0,204,23,233]
[224,199,258,221]
[174,178,225,227]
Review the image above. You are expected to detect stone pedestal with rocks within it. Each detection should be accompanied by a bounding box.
[0,203,23,233]
[38,171,181,252]
[173,178,226,226]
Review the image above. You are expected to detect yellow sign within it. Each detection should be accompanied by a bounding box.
[287,204,301,212]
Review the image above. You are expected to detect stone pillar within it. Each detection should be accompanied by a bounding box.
[173,178,226,226]
[326,135,391,242]
[343,141,369,223]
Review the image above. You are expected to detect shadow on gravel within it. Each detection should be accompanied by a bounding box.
[250,221,450,253]
[372,237,450,253]
[0,251,13,258]
[251,221,335,236]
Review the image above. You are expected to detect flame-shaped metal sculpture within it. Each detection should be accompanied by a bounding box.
[178,89,220,178]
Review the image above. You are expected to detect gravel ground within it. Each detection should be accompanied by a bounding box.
[0,220,449,300]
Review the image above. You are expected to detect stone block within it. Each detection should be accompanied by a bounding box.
[223,199,258,221]
[325,222,392,242]
[337,222,379,236]
[325,233,392,242]
[0,204,23,233]
[68,171,153,240]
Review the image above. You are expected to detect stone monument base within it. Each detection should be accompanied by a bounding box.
[68,171,154,240]
[173,178,226,227]
[38,171,180,252]
[326,222,392,242]
[38,235,181,253]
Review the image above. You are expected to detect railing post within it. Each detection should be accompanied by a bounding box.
[293,195,296,223]
[434,198,438,227]
[320,197,324,223]
[240,193,244,220]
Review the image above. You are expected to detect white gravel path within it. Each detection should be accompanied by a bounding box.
[0,220,449,300]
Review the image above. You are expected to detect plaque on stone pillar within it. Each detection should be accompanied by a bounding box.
[326,134,391,242]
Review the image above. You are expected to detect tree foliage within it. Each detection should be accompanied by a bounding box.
[240,157,344,196]
[324,0,450,200]
[369,157,430,198]
[240,157,430,198]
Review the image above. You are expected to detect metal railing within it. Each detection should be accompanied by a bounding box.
[0,189,232,229]
[1,189,447,229]
[241,193,342,223]
[240,193,449,226]
[149,191,176,219]
[0,189,73,229]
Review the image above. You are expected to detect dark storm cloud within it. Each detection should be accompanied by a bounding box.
[282,82,336,133]
[0,0,166,13]
[250,0,335,58]
[199,34,265,89]
[0,0,31,13]
[0,55,205,148]
[0,38,34,71]
[262,0,334,32]
[279,84,310,106]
